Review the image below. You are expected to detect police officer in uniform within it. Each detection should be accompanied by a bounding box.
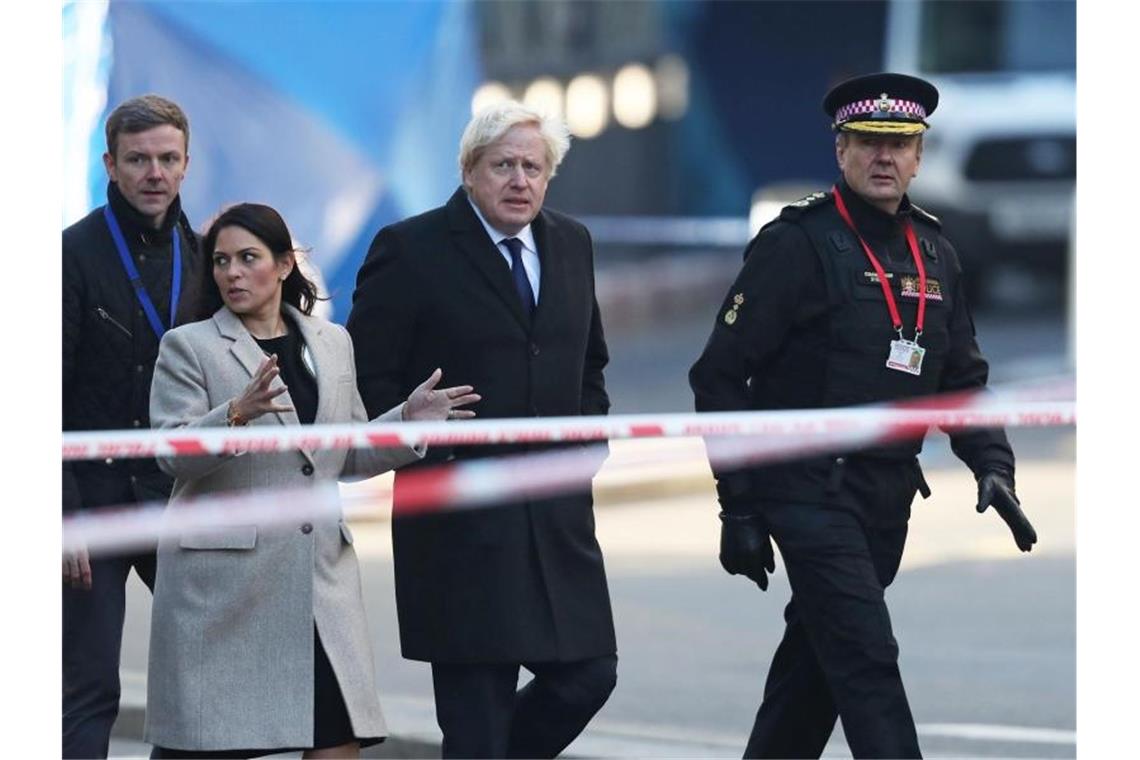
[689,73,1038,759]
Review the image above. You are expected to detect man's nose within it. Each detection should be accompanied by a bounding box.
[145,159,164,180]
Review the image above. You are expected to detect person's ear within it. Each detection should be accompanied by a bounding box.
[103,151,117,183]
[278,253,295,282]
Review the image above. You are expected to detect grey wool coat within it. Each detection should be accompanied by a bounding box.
[144,305,421,751]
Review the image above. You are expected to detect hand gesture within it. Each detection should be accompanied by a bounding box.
[230,354,293,424]
[976,471,1037,552]
[63,545,92,590]
[403,368,481,422]
[719,512,777,591]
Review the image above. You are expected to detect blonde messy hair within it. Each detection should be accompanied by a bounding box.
[457,100,571,180]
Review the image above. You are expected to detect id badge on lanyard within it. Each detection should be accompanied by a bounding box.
[832,186,927,376]
[886,338,925,375]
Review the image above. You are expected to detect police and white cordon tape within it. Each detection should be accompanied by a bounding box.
[62,376,1074,554]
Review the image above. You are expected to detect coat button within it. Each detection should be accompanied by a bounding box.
[300,523,313,534]
[529,343,540,356]
[135,364,144,373]
[301,463,314,476]
[132,419,142,428]
[835,457,845,465]
[104,457,114,466]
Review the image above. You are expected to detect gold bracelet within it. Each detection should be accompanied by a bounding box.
[226,401,249,427]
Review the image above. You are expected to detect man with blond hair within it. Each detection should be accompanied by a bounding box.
[347,101,615,758]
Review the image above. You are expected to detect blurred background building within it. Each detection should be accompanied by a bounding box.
[62,0,1078,418]
[63,0,1075,327]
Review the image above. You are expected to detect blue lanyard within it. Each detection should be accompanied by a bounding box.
[103,205,182,340]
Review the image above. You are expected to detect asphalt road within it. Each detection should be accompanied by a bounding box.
[113,450,1075,759]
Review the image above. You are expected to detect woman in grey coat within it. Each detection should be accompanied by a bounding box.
[146,203,479,758]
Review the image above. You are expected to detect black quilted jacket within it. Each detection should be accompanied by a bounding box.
[62,183,200,513]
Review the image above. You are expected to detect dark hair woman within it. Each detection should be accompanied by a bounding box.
[190,203,319,322]
[146,203,479,759]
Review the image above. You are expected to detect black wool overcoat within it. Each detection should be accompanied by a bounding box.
[346,188,616,663]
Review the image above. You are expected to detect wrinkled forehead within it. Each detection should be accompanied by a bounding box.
[482,126,547,159]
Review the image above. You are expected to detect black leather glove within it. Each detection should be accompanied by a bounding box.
[719,512,776,591]
[976,471,1037,552]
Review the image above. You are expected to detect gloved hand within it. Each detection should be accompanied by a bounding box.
[976,471,1037,552]
[719,512,776,591]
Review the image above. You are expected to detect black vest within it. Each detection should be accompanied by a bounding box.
[753,190,959,462]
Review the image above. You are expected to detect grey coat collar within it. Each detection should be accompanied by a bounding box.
[210,304,334,467]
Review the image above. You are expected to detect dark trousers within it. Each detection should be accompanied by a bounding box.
[745,461,922,759]
[430,654,618,758]
[62,550,156,759]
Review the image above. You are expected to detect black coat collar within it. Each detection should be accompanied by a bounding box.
[445,187,553,330]
[106,181,183,246]
[835,177,913,239]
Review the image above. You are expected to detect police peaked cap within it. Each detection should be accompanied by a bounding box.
[823,72,939,135]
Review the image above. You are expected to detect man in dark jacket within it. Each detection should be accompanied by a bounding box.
[689,73,1038,758]
[62,94,198,759]
[347,100,615,758]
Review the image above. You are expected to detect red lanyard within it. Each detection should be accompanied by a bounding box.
[831,185,926,341]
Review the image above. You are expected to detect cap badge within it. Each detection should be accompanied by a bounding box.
[876,93,893,113]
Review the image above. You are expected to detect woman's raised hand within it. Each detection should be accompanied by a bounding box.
[229,354,294,424]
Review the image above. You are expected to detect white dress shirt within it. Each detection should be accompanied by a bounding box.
[467,195,541,302]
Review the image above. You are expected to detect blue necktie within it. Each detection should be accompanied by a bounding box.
[503,237,535,318]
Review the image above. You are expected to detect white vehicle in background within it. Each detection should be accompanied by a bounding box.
[885,0,1075,303]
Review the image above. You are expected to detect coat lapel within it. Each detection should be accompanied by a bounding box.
[282,306,328,468]
[446,188,531,330]
[529,210,564,328]
[285,305,335,425]
[212,306,314,468]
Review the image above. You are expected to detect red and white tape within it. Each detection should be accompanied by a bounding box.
[62,376,1074,462]
[62,377,1075,555]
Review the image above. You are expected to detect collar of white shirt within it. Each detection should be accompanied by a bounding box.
[466,195,538,256]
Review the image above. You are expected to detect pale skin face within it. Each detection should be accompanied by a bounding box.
[836,132,923,215]
[103,124,189,229]
[211,226,293,333]
[463,123,551,235]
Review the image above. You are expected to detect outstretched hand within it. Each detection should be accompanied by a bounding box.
[403,368,481,422]
[976,472,1037,552]
[230,354,293,424]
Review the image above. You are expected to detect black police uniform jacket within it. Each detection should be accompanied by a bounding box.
[689,179,1014,510]
[63,183,199,514]
[346,187,615,663]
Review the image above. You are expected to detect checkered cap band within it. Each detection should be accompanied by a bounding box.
[834,96,927,125]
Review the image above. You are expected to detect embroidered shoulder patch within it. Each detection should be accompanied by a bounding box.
[899,275,944,301]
